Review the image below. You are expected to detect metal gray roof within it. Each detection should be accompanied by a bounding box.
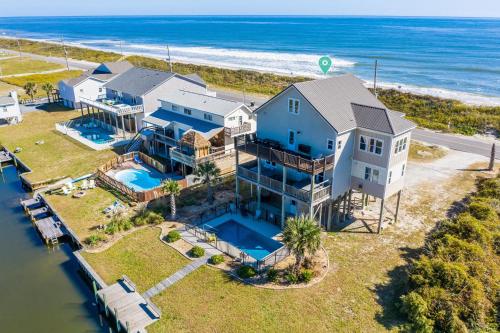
[183,73,205,85]
[286,74,415,135]
[0,96,15,106]
[104,67,176,96]
[160,89,246,117]
[96,61,133,74]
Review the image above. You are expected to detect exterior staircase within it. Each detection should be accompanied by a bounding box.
[124,126,153,153]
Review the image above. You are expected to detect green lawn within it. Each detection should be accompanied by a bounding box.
[82,228,190,292]
[1,70,82,98]
[0,57,63,76]
[45,186,118,240]
[0,106,116,183]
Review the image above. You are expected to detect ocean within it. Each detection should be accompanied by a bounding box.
[0,16,499,104]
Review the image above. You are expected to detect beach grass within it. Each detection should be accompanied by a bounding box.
[45,186,118,240]
[0,105,116,183]
[0,56,63,76]
[0,70,83,98]
[82,227,189,293]
[408,140,448,162]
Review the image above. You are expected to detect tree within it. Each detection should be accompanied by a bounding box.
[23,82,37,100]
[162,179,181,220]
[282,215,321,273]
[41,82,54,103]
[193,161,221,203]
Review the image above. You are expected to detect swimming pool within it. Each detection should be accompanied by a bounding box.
[114,168,163,191]
[76,126,114,145]
[205,220,282,260]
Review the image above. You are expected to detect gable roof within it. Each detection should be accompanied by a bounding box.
[95,61,133,74]
[104,67,176,96]
[160,89,246,117]
[0,96,15,106]
[258,74,415,135]
[62,61,133,87]
[183,73,205,85]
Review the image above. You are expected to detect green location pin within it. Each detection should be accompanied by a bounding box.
[318,56,332,74]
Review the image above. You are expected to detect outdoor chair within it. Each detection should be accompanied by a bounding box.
[88,179,96,189]
[80,179,89,190]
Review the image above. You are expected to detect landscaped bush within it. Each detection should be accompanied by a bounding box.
[165,230,181,243]
[189,245,205,258]
[132,210,164,226]
[85,234,106,246]
[299,269,314,283]
[209,254,224,265]
[266,268,279,282]
[400,175,500,333]
[285,272,299,284]
[237,265,256,279]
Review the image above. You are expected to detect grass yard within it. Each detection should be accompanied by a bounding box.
[0,57,63,76]
[408,140,447,162]
[0,105,116,183]
[45,186,118,240]
[0,81,22,96]
[0,70,82,98]
[82,228,189,292]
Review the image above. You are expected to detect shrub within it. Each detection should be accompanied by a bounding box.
[209,254,224,265]
[299,269,314,283]
[476,176,500,199]
[104,222,119,235]
[144,211,164,225]
[165,230,181,243]
[468,199,496,220]
[85,234,105,246]
[237,265,256,279]
[266,268,279,282]
[285,272,299,284]
[190,245,205,258]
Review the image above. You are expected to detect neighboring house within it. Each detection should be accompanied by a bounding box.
[140,88,255,176]
[79,67,210,139]
[0,91,22,125]
[235,74,416,231]
[58,61,133,108]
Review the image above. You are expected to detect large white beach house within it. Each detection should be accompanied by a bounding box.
[235,74,416,232]
[0,91,22,125]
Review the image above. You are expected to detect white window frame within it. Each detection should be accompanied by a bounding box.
[204,113,213,121]
[288,98,300,115]
[388,171,392,184]
[394,137,408,154]
[184,108,192,115]
[327,139,334,151]
[337,140,342,150]
[360,134,383,156]
[364,166,381,183]
[359,135,367,151]
[171,104,178,112]
[401,164,406,176]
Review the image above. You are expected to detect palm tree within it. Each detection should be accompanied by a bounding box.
[162,179,181,220]
[193,161,221,203]
[23,82,37,100]
[282,215,321,273]
[41,82,54,103]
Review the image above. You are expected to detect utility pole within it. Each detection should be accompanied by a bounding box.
[119,40,123,56]
[61,36,70,71]
[166,45,173,72]
[488,143,496,171]
[243,87,246,105]
[373,59,378,98]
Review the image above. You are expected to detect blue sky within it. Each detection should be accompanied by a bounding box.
[2,0,500,17]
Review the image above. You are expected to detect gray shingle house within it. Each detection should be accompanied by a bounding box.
[235,74,415,232]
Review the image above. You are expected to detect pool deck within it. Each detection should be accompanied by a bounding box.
[105,161,182,183]
[203,212,282,240]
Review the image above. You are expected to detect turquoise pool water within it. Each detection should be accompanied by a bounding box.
[205,220,282,260]
[115,168,163,191]
[78,127,114,144]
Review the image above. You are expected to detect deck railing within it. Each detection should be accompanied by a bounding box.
[224,122,252,137]
[170,147,236,168]
[237,165,331,203]
[235,135,334,175]
[80,97,144,116]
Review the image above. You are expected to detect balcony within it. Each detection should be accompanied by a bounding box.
[237,163,331,204]
[235,136,334,175]
[225,122,253,137]
[170,147,235,168]
[80,97,144,116]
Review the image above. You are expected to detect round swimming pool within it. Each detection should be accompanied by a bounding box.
[114,169,163,191]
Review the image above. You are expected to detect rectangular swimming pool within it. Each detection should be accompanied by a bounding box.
[205,220,282,260]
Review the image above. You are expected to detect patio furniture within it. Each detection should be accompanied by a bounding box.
[80,179,89,190]
[88,179,96,189]
[65,182,76,191]
[61,186,71,196]
[72,191,86,198]
[134,155,143,164]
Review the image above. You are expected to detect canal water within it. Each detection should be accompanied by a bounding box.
[0,166,108,333]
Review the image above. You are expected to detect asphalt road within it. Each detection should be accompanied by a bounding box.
[4,48,498,160]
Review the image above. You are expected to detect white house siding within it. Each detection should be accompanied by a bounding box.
[0,93,22,124]
[74,78,106,104]
[224,107,254,129]
[331,131,354,199]
[353,128,392,168]
[257,87,337,159]
[160,100,225,127]
[351,159,388,198]
[388,131,412,168]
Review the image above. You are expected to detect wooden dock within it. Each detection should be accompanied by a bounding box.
[97,277,161,333]
[34,217,64,245]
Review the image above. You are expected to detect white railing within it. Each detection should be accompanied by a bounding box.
[170,149,196,167]
[225,122,253,137]
[80,97,144,116]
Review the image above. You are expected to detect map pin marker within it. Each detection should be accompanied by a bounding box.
[319,56,332,74]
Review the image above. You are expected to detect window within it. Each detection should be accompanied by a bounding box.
[394,137,408,154]
[388,171,392,184]
[98,88,102,93]
[337,140,342,150]
[360,136,367,151]
[372,169,380,183]
[80,89,84,93]
[184,108,192,115]
[228,116,235,121]
[288,130,295,145]
[363,135,383,156]
[172,104,178,112]
[364,167,372,181]
[401,164,406,176]
[204,113,213,121]
[288,98,300,114]
[131,97,137,105]
[2,107,7,113]
[327,139,334,151]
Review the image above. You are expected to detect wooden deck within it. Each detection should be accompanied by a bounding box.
[34,217,64,244]
[20,197,42,211]
[0,151,12,163]
[98,279,160,332]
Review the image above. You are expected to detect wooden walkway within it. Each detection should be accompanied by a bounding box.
[34,217,64,244]
[98,279,160,333]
